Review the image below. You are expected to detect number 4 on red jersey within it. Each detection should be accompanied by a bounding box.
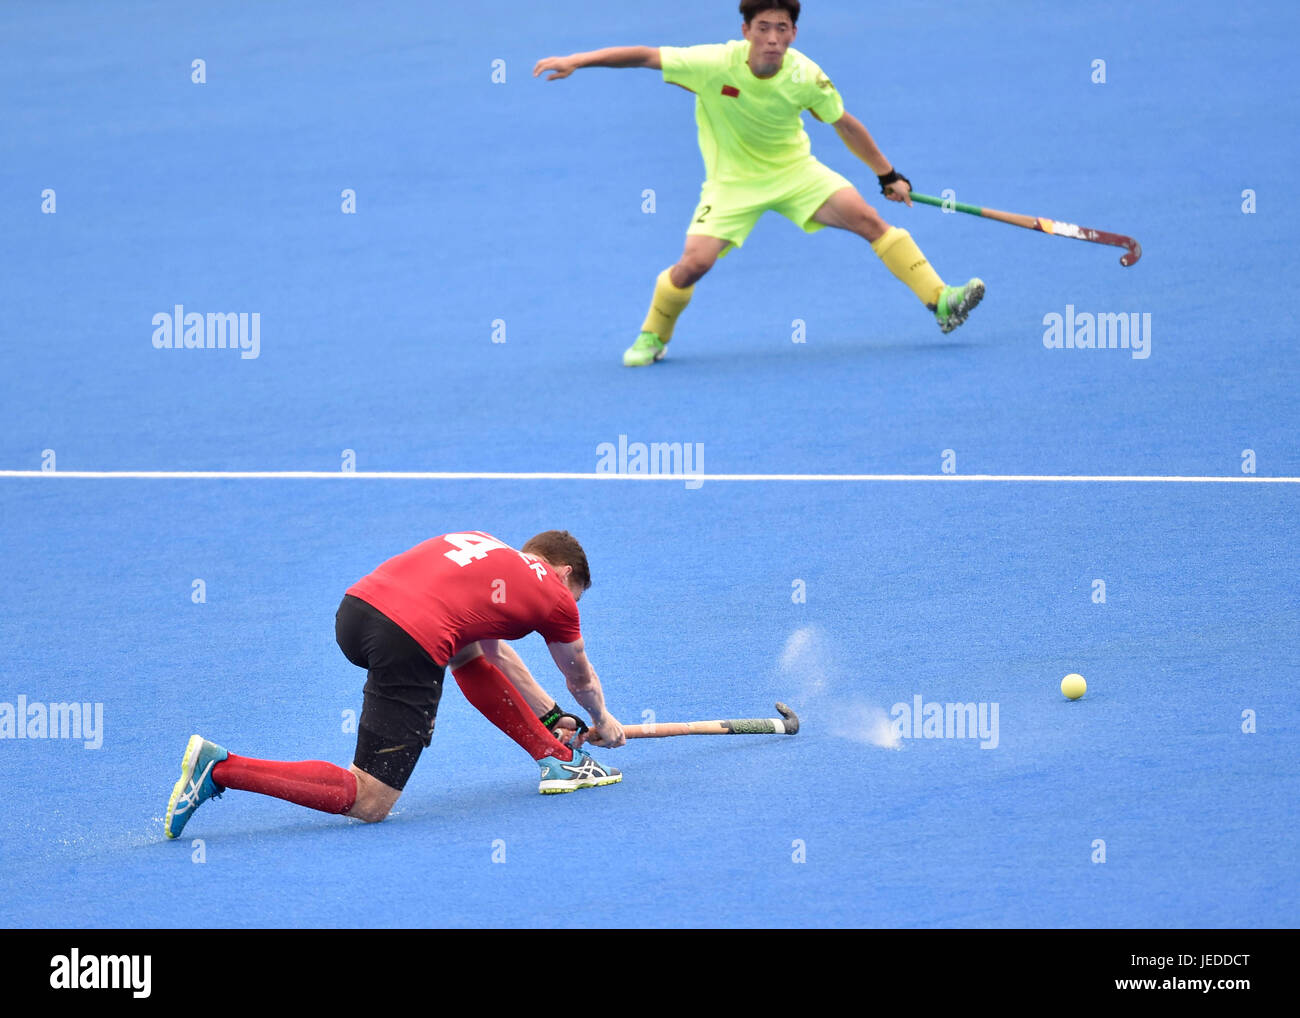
[441,532,548,580]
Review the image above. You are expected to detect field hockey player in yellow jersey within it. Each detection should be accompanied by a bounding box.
[534,0,985,366]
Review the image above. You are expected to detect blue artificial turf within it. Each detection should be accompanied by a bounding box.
[1,0,1297,928]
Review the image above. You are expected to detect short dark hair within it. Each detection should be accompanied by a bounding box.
[740,0,800,25]
[522,530,592,591]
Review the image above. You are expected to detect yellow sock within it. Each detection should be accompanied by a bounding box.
[640,268,694,343]
[871,227,945,308]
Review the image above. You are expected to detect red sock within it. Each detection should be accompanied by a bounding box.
[453,656,573,761]
[212,755,358,814]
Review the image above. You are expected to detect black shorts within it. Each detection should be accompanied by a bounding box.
[335,594,445,790]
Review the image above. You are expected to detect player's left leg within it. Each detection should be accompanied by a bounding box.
[807,185,891,241]
[451,650,621,793]
[451,649,575,762]
[789,174,985,332]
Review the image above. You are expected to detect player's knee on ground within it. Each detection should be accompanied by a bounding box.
[347,764,401,823]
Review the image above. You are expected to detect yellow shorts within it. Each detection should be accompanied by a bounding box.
[686,159,854,255]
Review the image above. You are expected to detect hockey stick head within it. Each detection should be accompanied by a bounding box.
[775,702,800,735]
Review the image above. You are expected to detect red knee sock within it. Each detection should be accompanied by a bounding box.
[212,755,358,814]
[453,656,573,761]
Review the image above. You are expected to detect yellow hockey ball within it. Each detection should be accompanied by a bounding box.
[1061,673,1087,700]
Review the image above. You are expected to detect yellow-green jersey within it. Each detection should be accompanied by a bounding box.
[660,40,845,183]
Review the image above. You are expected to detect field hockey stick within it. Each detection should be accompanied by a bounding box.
[618,702,800,740]
[909,191,1142,267]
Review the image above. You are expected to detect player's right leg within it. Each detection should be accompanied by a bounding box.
[669,233,731,289]
[162,596,440,838]
[346,763,402,821]
[625,180,761,366]
[335,594,442,815]
[163,734,362,839]
[625,235,730,366]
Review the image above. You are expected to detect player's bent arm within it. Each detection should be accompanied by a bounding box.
[534,46,660,79]
[547,638,608,717]
[824,110,893,177]
[547,637,625,747]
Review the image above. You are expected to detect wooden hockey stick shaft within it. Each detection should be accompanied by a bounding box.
[618,702,800,739]
[909,191,1142,267]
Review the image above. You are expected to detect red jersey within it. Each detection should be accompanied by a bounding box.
[346,531,583,665]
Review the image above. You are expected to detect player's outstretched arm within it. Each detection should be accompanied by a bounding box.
[547,637,625,747]
[534,46,661,80]
[823,110,913,206]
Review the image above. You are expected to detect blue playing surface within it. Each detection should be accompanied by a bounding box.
[2,0,1297,929]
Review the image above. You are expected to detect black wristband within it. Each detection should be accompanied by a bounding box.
[877,168,911,195]
[538,703,563,729]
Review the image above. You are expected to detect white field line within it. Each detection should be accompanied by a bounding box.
[0,471,1296,483]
